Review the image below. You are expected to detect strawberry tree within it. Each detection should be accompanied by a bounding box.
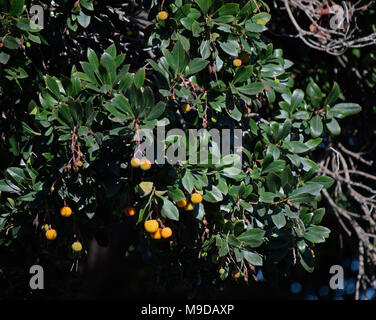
[0,0,362,292]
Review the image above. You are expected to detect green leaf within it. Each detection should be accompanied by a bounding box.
[173,41,188,74]
[236,82,264,96]
[218,40,240,56]
[193,0,213,14]
[259,191,276,203]
[300,248,314,273]
[87,48,99,70]
[312,208,326,224]
[233,66,253,84]
[290,89,304,112]
[304,225,330,243]
[80,0,94,11]
[326,118,341,136]
[167,187,186,202]
[9,0,24,16]
[78,11,91,28]
[245,21,266,32]
[308,176,334,189]
[310,115,323,137]
[216,3,239,16]
[106,94,134,119]
[100,52,116,85]
[284,141,309,154]
[0,52,10,64]
[289,183,323,204]
[134,68,145,89]
[187,58,209,75]
[7,167,25,183]
[137,182,153,197]
[306,81,323,107]
[4,36,20,49]
[262,160,286,174]
[199,40,211,59]
[203,185,223,203]
[182,170,194,193]
[324,82,340,106]
[45,76,61,99]
[242,250,263,266]
[329,103,361,119]
[271,211,286,229]
[0,179,21,192]
[237,228,265,248]
[160,197,179,221]
[145,101,165,121]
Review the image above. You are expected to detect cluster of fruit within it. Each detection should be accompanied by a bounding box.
[176,192,203,211]
[130,157,152,171]
[144,220,172,240]
[41,206,83,253]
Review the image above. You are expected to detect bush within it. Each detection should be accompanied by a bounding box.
[0,0,362,297]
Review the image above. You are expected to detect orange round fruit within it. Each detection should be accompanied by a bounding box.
[150,228,162,239]
[45,229,57,240]
[177,199,188,208]
[184,202,195,211]
[181,104,191,113]
[140,159,152,171]
[72,241,83,252]
[161,227,172,239]
[76,160,83,167]
[60,206,72,217]
[144,219,159,233]
[125,207,136,217]
[157,11,168,21]
[233,59,242,67]
[191,193,203,204]
[130,157,141,168]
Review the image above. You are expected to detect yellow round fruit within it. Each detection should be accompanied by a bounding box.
[60,206,72,217]
[181,103,191,113]
[144,219,159,233]
[219,268,225,275]
[72,241,83,252]
[45,229,57,240]
[157,11,168,21]
[125,207,136,217]
[41,224,50,232]
[184,202,195,211]
[140,159,152,171]
[233,59,242,67]
[130,157,141,168]
[150,228,162,239]
[177,199,188,208]
[191,193,203,204]
[161,227,172,239]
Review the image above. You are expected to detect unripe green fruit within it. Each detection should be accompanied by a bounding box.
[219,268,225,275]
